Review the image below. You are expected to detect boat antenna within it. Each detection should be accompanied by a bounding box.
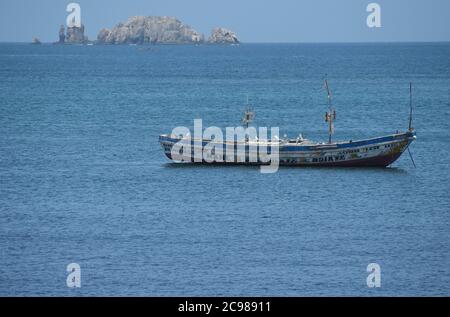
[324,78,336,144]
[408,82,413,131]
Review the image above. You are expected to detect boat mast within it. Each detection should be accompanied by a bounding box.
[245,95,250,129]
[242,95,255,129]
[324,79,336,144]
[408,82,413,131]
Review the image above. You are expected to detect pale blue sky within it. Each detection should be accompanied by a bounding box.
[0,0,449,42]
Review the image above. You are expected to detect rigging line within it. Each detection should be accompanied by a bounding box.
[407,146,416,168]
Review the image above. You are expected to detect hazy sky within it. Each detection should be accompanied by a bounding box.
[0,0,449,42]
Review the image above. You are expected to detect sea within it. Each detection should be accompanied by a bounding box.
[0,42,449,296]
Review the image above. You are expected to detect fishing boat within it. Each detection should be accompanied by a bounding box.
[159,81,416,167]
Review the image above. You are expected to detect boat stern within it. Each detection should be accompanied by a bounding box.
[159,134,177,160]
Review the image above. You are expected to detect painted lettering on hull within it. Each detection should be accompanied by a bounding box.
[313,155,345,163]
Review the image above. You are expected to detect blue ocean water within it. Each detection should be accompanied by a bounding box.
[0,43,449,296]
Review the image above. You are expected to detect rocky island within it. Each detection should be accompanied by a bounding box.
[96,16,239,45]
[97,16,203,44]
[56,24,89,44]
[208,27,240,44]
[51,16,239,45]
[66,24,88,43]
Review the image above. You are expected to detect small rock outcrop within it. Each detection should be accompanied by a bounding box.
[97,16,204,44]
[56,24,88,44]
[208,27,239,44]
[66,24,88,43]
[31,37,41,45]
[58,25,66,43]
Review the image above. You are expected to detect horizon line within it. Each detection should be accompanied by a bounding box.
[1,40,450,45]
